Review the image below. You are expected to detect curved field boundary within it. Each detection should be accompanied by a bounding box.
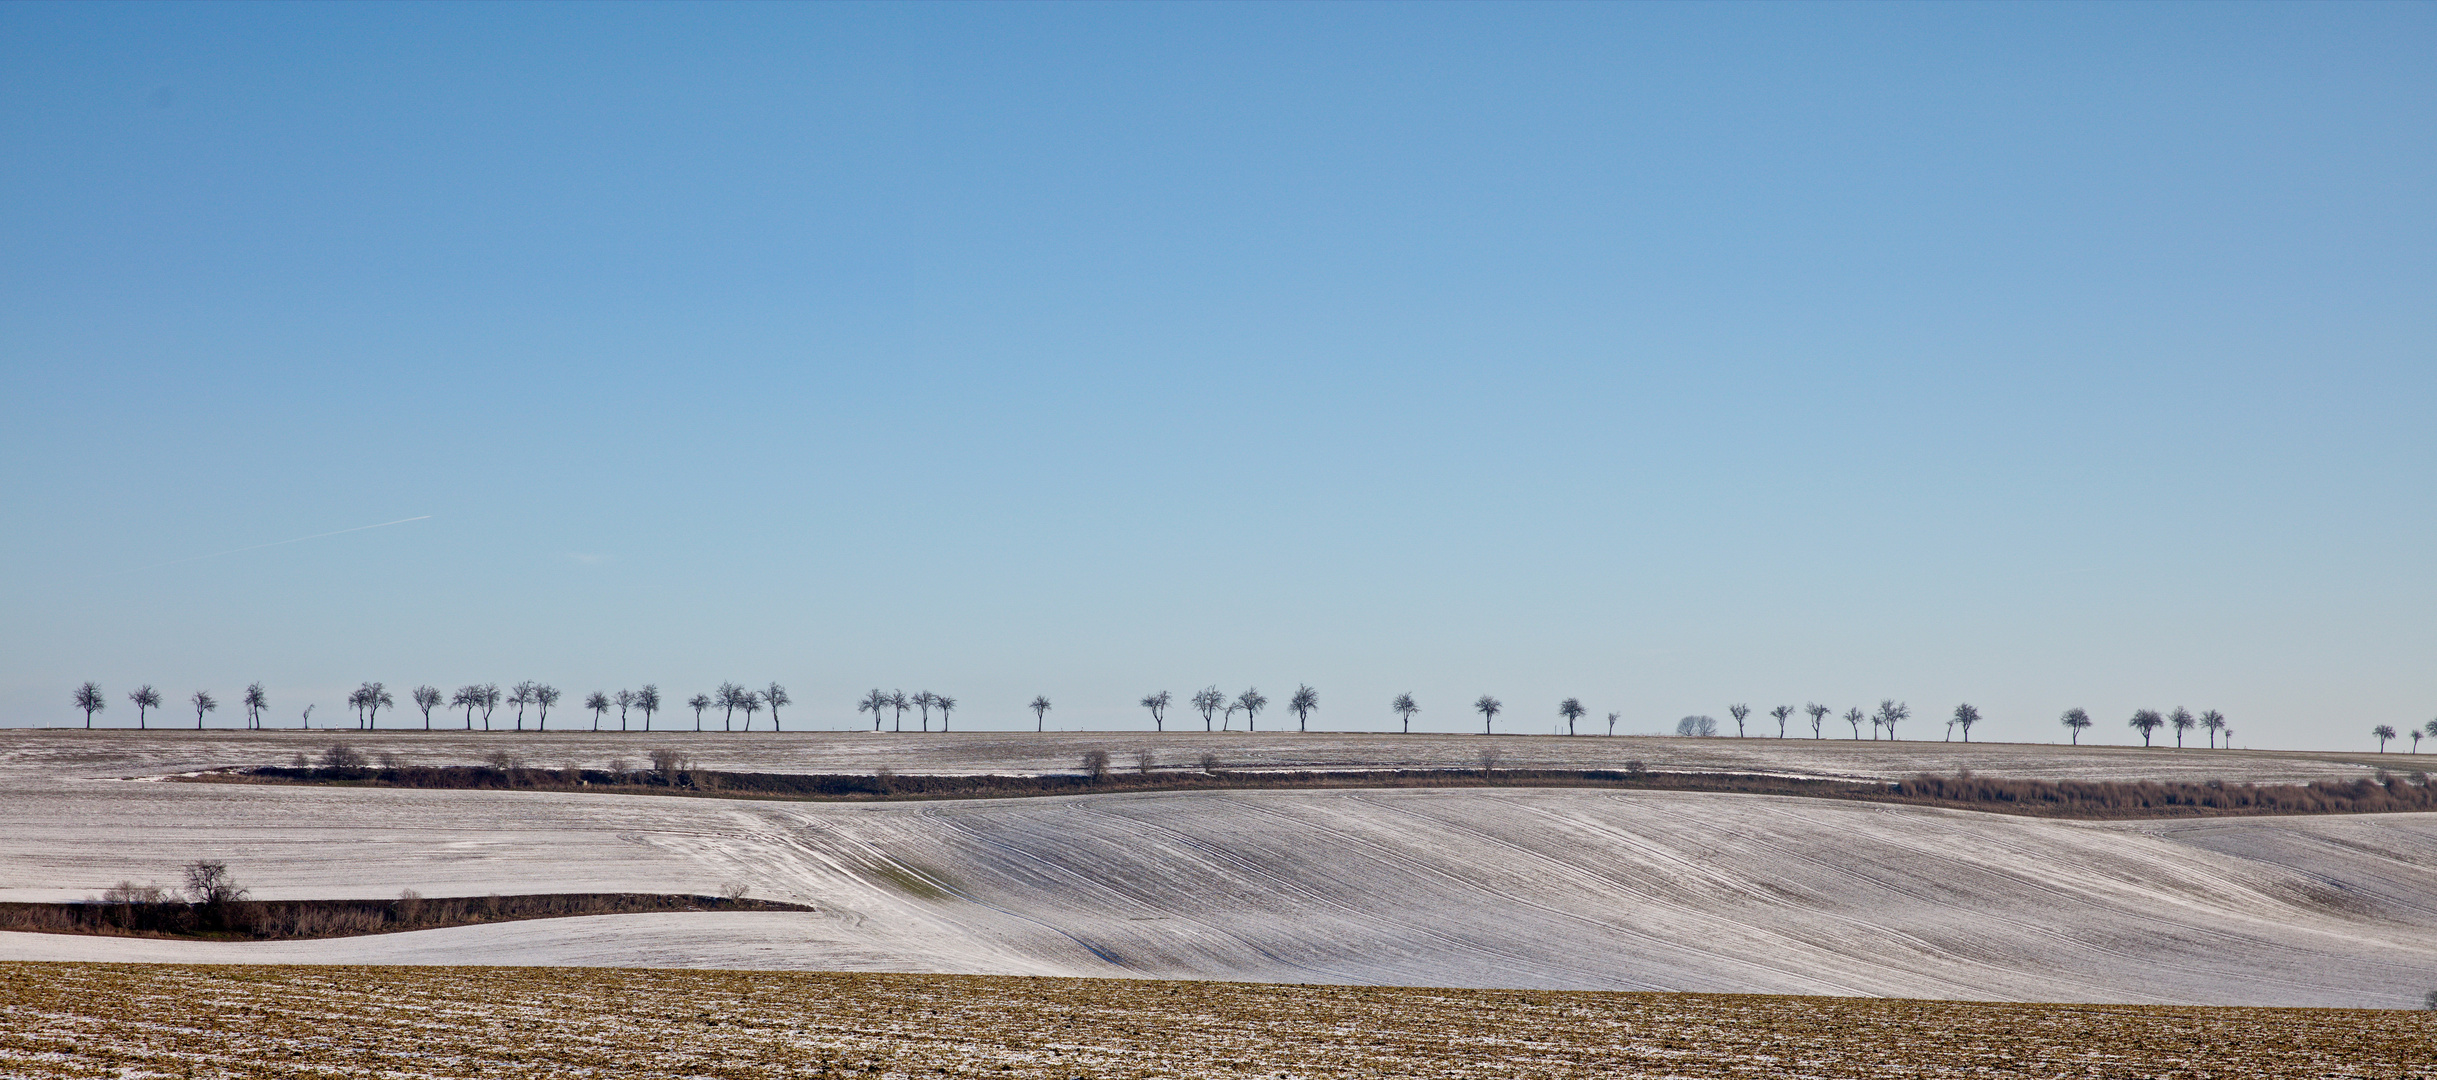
[192,761,2437,820]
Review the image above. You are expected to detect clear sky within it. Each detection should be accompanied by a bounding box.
[4,2,2432,747]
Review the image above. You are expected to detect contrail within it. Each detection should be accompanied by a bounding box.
[114,515,433,575]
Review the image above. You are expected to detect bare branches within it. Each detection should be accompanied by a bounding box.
[74,683,106,728]
[2060,708,2092,745]
[1392,692,1419,733]
[1233,688,1266,732]
[1191,687,1225,731]
[1288,685,1319,732]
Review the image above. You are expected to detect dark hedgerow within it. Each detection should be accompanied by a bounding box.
[0,891,812,942]
[192,760,2437,820]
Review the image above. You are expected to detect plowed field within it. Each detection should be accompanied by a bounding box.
[3,963,2427,1079]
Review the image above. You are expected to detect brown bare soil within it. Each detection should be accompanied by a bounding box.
[0,893,809,942]
[196,758,2437,820]
[2,963,2429,1079]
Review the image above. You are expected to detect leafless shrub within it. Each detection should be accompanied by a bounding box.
[647,748,688,785]
[318,743,366,771]
[1478,747,1501,775]
[1624,759,1646,777]
[483,749,526,773]
[606,756,634,782]
[377,752,405,770]
[1199,752,1219,773]
[397,888,424,923]
[182,860,248,906]
[2411,771,2430,788]
[288,753,308,768]
[99,882,168,905]
[720,882,750,901]
[1082,749,1111,782]
[1135,750,1156,776]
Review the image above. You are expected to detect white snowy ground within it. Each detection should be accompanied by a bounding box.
[2,730,2434,1008]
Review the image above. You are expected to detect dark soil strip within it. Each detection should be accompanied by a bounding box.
[187,761,2437,820]
[0,893,812,943]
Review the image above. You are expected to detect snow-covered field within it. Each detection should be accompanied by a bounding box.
[0,726,2412,785]
[3,730,2434,1007]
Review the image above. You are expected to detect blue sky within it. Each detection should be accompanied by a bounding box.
[4,2,2431,746]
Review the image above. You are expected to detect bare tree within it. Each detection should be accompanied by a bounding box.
[478,684,501,730]
[183,860,249,907]
[242,682,268,729]
[1873,700,1908,740]
[1728,703,1750,737]
[689,692,713,731]
[2129,708,2164,747]
[533,685,559,730]
[857,688,887,731]
[190,689,217,729]
[75,682,107,728]
[615,689,636,731]
[2373,724,2397,752]
[585,691,612,730]
[890,690,910,732]
[1140,691,1170,732]
[1952,702,1980,742]
[1844,706,1865,739]
[765,683,790,731]
[1559,698,1585,736]
[1234,688,1267,732]
[450,686,481,729]
[413,685,442,730]
[1606,710,1619,736]
[1805,702,1828,739]
[934,693,956,732]
[1676,715,1718,736]
[1392,692,1419,733]
[739,690,764,731]
[363,683,393,729]
[2061,707,2092,745]
[1289,685,1319,732]
[1029,695,1053,731]
[2170,707,2195,748]
[715,682,744,731]
[2202,709,2226,749]
[508,682,537,730]
[1473,694,1501,734]
[1081,748,1111,783]
[636,685,661,731]
[1192,687,1226,731]
[1770,705,1793,738]
[129,685,160,729]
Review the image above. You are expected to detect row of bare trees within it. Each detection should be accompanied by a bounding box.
[66,681,788,732]
[2372,719,2437,753]
[63,681,2416,751]
[2072,706,2233,749]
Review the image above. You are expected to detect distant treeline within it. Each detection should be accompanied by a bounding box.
[0,891,811,942]
[204,750,2437,820]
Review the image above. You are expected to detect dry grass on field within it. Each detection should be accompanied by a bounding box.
[3,964,2430,1079]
